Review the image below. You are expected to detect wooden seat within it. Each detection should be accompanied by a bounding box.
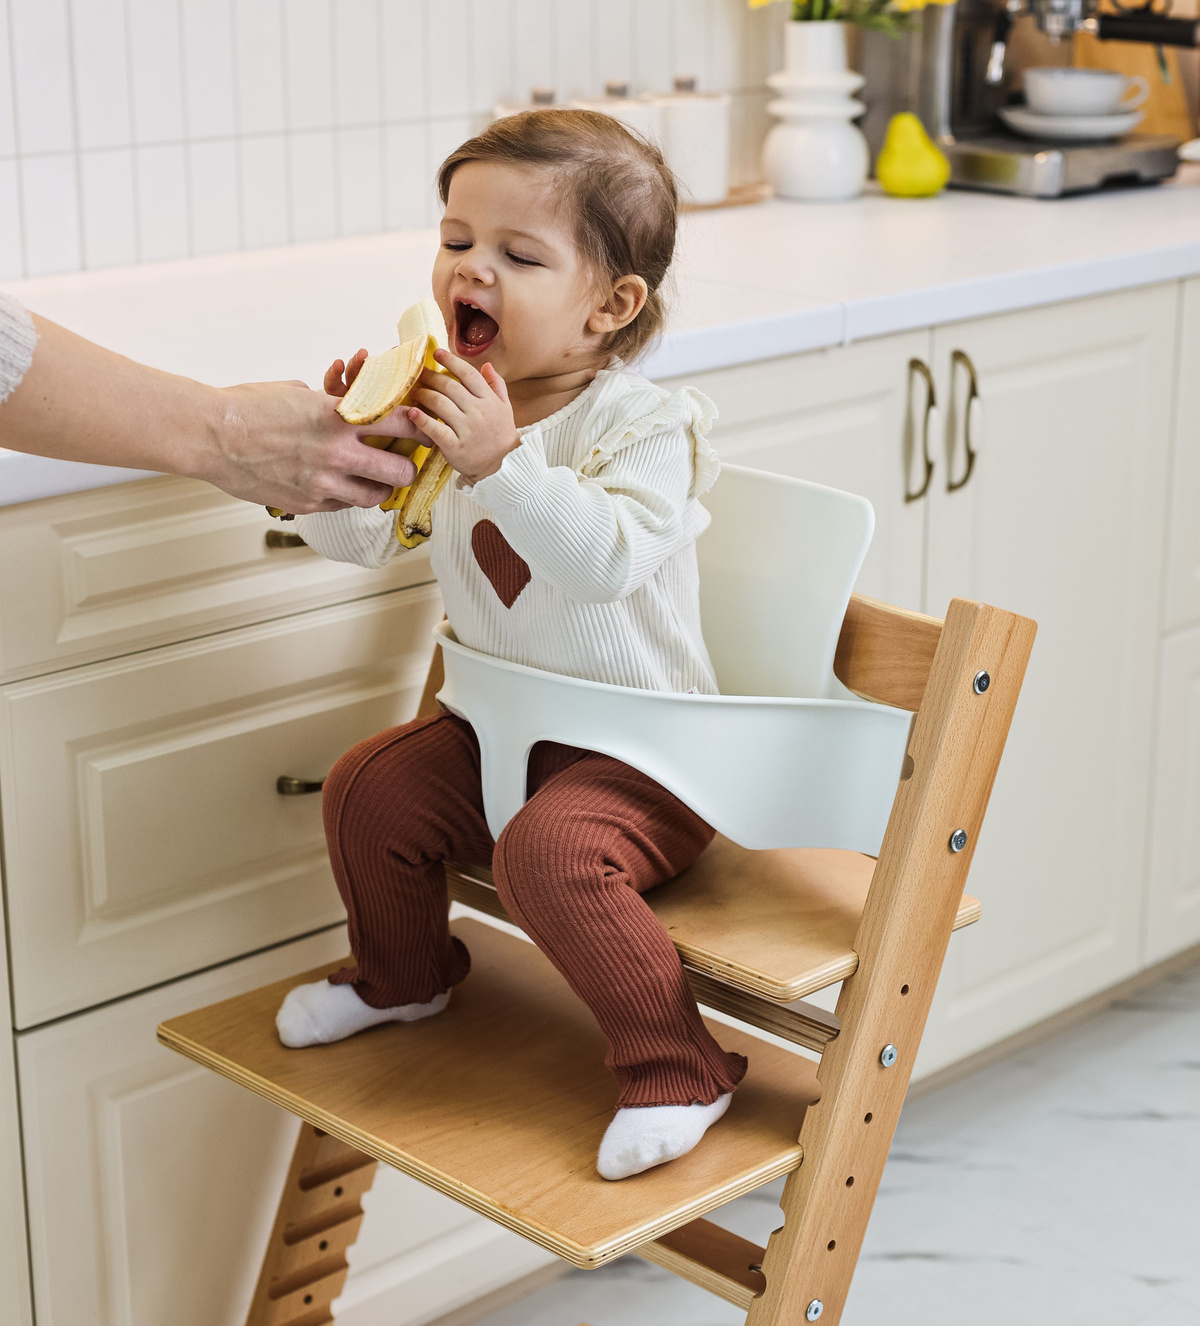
[159,592,1036,1326]
[448,837,980,1013]
[159,916,820,1271]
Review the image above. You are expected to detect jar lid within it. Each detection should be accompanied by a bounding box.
[604,80,630,98]
[674,75,697,93]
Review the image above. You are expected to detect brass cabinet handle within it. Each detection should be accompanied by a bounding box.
[265,530,307,551]
[277,775,326,795]
[947,349,982,493]
[905,358,937,504]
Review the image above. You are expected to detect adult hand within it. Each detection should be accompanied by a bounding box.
[214,380,424,512]
[0,313,426,512]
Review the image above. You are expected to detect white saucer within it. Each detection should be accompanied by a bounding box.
[999,105,1144,142]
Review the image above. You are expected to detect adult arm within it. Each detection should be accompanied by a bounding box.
[0,308,420,513]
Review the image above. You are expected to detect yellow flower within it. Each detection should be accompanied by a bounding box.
[747,0,785,7]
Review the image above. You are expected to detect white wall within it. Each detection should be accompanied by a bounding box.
[0,0,782,280]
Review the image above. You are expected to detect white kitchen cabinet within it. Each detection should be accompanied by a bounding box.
[1163,276,1200,634]
[16,925,555,1326]
[662,328,933,612]
[0,902,33,1326]
[0,475,434,684]
[1145,626,1200,963]
[918,285,1177,1073]
[0,585,443,1029]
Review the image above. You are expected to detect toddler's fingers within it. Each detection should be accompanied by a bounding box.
[413,387,465,427]
[480,362,509,403]
[407,406,456,452]
[432,346,491,398]
[324,360,346,396]
[344,349,368,389]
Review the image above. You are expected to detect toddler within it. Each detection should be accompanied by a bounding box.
[277,109,746,1180]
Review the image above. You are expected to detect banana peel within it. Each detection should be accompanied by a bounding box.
[279,297,454,545]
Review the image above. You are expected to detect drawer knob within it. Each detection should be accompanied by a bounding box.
[265,530,307,551]
[277,775,326,795]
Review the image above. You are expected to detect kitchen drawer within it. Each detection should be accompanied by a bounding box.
[0,584,443,1028]
[0,475,433,682]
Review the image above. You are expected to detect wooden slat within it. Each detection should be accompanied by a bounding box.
[636,1217,767,1309]
[448,841,981,1006]
[244,1123,376,1326]
[748,598,1036,1326]
[159,917,820,1271]
[834,593,943,711]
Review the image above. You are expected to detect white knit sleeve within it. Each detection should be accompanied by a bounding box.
[293,505,404,569]
[0,293,37,405]
[465,423,698,605]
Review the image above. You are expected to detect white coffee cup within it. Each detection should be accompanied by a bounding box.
[1024,67,1150,117]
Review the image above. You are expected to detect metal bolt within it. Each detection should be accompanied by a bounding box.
[949,828,968,853]
[807,1300,825,1321]
[880,1043,898,1068]
[973,670,991,694]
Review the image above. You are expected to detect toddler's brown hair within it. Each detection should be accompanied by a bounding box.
[437,108,677,363]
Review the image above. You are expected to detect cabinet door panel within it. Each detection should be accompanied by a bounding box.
[17,929,555,1326]
[659,329,931,612]
[0,475,434,683]
[920,285,1176,1074]
[1164,277,1200,631]
[0,586,443,1028]
[1145,626,1200,962]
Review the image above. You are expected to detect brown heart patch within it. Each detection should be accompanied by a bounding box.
[471,519,531,608]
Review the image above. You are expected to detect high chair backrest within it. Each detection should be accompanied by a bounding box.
[698,465,874,701]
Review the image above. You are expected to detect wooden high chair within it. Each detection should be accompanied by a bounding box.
[158,588,1034,1326]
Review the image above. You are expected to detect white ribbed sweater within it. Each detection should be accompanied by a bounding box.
[0,293,36,404]
[296,365,722,694]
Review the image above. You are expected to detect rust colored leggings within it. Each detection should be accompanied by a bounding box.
[322,710,747,1108]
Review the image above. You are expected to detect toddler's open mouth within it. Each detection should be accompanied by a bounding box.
[454,300,499,356]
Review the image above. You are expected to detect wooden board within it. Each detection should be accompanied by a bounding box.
[157,918,819,1270]
[450,837,981,1004]
[1075,10,1195,141]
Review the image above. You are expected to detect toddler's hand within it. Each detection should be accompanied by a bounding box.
[324,350,367,399]
[323,348,434,453]
[408,349,519,485]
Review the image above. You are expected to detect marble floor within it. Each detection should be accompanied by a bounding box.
[468,954,1200,1326]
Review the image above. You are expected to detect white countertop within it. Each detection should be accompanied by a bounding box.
[4,165,1200,508]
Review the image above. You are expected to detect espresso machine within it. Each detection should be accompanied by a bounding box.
[861,0,1200,196]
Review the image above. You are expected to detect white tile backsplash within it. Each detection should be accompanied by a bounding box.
[20,153,81,275]
[10,0,75,155]
[127,0,186,146]
[0,0,14,159]
[0,0,776,278]
[0,158,23,278]
[234,0,287,135]
[188,138,241,254]
[181,0,238,140]
[332,0,383,127]
[134,143,190,261]
[283,0,335,131]
[238,132,290,247]
[68,0,132,153]
[79,148,137,269]
[337,123,384,236]
[288,128,337,242]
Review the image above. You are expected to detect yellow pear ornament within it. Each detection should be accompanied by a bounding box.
[875,112,951,198]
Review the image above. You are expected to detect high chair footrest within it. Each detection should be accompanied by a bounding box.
[157,917,819,1270]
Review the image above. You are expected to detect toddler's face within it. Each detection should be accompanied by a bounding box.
[432,161,608,384]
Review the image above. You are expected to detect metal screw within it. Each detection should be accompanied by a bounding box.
[807,1300,825,1321]
[973,670,991,694]
[880,1043,898,1068]
[949,828,968,853]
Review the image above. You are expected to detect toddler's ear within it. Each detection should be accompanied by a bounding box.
[588,275,649,336]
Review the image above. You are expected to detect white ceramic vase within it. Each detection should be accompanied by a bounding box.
[763,21,869,202]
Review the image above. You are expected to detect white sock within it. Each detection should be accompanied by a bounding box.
[276,979,449,1048]
[596,1093,732,1181]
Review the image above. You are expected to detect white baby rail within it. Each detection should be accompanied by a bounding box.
[436,465,912,852]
